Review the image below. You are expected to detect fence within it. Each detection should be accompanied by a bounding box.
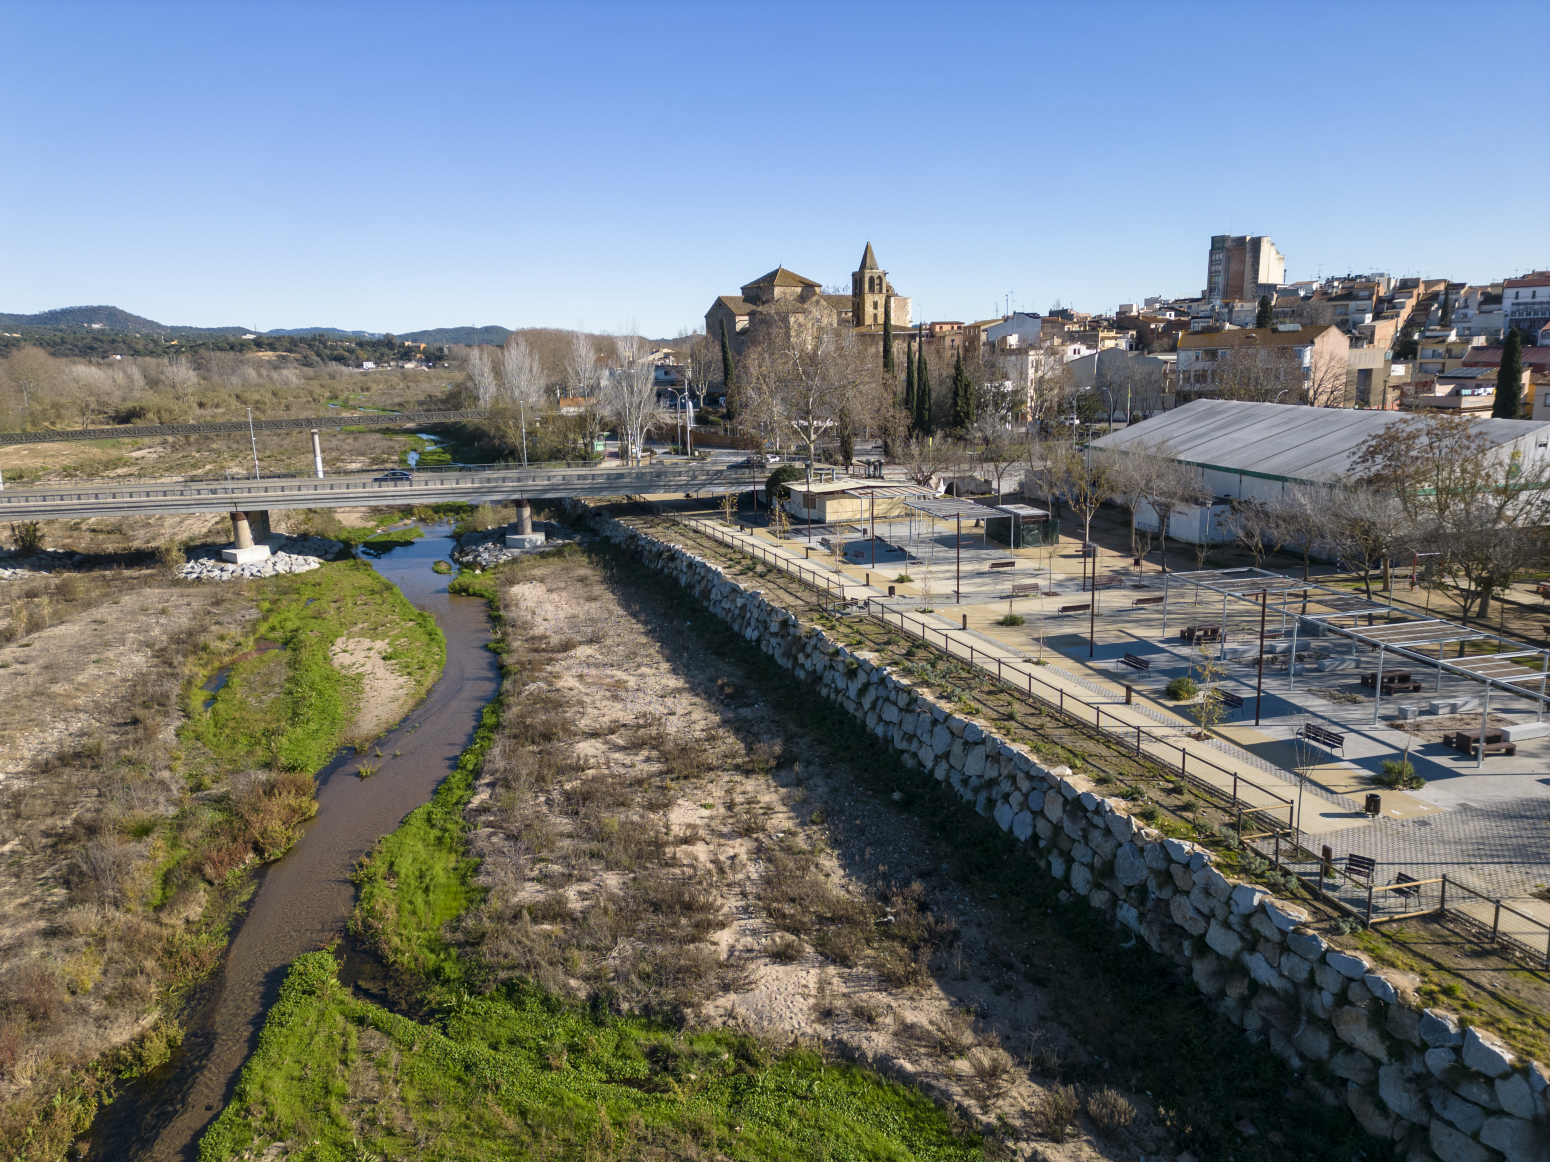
[1278,847,1550,967]
[664,511,1550,968]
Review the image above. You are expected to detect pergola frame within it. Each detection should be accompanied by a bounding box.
[1161,567,1550,768]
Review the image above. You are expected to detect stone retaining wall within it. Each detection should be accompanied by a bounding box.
[581,506,1549,1162]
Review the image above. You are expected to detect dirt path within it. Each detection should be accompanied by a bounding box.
[460,554,1171,1160]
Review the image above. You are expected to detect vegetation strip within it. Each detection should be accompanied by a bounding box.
[202,545,982,1161]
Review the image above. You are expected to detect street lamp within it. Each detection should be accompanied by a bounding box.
[247,407,260,480]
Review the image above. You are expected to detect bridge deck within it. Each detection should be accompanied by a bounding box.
[0,464,759,520]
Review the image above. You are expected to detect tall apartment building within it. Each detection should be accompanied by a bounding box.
[1504,272,1550,342]
[1205,235,1286,303]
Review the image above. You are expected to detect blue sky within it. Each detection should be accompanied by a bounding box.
[3,1,1546,337]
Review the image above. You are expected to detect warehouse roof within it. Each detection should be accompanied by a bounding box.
[1090,399,1550,485]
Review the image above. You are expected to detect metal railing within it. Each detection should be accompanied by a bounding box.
[0,409,493,446]
[661,510,1550,969]
[670,513,1295,835]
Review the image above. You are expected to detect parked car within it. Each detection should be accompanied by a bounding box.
[373,469,413,482]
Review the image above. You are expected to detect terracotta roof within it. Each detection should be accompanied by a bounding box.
[858,242,879,271]
[1504,273,1550,289]
[742,266,821,290]
[1177,325,1339,351]
[714,295,752,314]
[1461,345,1550,368]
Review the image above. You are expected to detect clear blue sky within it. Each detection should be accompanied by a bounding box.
[4,1,1546,337]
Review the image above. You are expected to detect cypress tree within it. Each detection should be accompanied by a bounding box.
[719,318,737,421]
[882,295,894,373]
[1255,294,1273,329]
[915,344,933,435]
[903,336,916,431]
[950,350,974,431]
[1439,285,1453,326]
[1494,328,1524,419]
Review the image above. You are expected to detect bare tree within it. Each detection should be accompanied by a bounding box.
[498,337,547,466]
[465,345,499,407]
[1105,439,1208,572]
[1322,484,1415,598]
[1047,443,1116,547]
[971,415,1026,504]
[603,329,661,466]
[898,436,961,489]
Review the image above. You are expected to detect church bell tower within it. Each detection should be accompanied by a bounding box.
[851,242,890,328]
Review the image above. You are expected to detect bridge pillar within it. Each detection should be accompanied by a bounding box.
[504,499,545,549]
[222,511,273,564]
[311,429,324,478]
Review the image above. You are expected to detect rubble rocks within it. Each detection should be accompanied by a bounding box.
[177,535,345,581]
[0,548,84,578]
[451,522,577,570]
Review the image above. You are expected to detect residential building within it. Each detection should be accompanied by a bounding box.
[1205,235,1286,302]
[1174,324,1349,406]
[1407,367,1500,413]
[1414,328,1486,375]
[1504,272,1550,342]
[1451,285,1505,340]
[1347,346,1401,409]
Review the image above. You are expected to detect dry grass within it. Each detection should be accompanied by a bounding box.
[1085,1086,1137,1138]
[1032,1083,1080,1143]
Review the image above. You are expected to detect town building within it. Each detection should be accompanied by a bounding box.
[1205,235,1286,302]
[1504,272,1550,342]
[1173,324,1349,406]
[704,243,911,356]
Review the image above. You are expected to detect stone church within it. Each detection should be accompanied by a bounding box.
[704,243,912,355]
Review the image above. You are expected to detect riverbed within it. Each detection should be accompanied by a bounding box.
[83,524,499,1161]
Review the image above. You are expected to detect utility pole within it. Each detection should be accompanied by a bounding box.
[956,513,962,602]
[247,407,260,480]
[1255,588,1268,725]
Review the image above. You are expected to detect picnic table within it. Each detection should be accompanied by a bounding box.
[1442,727,1516,757]
[1360,670,1424,694]
[1179,624,1221,644]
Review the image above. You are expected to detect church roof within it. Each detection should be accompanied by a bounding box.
[858,242,879,271]
[714,295,752,315]
[742,266,821,291]
[822,294,853,312]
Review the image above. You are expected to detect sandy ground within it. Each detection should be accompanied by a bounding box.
[329,636,416,738]
[464,563,1174,1160]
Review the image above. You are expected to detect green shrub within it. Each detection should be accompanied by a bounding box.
[9,521,44,555]
[1165,676,1199,700]
[998,614,1026,626]
[765,463,806,499]
[1373,759,1425,790]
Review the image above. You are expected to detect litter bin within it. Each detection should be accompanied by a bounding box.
[1364,793,1382,816]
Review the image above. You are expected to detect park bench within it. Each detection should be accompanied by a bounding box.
[1345,853,1376,882]
[1118,653,1151,673]
[1132,595,1165,608]
[1219,690,1244,717]
[1392,872,1422,903]
[988,559,1016,570]
[1010,581,1041,597]
[1058,603,1091,617]
[1090,574,1123,590]
[1298,722,1345,752]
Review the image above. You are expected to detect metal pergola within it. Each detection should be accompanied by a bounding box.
[1160,567,1550,767]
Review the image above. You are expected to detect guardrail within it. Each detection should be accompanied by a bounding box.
[0,409,493,446]
[671,515,846,608]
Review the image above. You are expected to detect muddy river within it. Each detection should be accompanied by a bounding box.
[84,525,499,1161]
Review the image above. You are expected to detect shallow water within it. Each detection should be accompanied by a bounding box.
[84,525,499,1161]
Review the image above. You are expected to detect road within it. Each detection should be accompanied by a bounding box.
[0,460,762,520]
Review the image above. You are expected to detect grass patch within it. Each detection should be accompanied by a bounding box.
[199,952,979,1162]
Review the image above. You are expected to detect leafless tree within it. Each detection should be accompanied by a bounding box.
[498,337,547,466]
[898,436,961,489]
[1048,443,1117,547]
[465,345,499,407]
[971,415,1026,503]
[1322,483,1415,598]
[603,328,661,465]
[1213,346,1305,404]
[1105,439,1208,572]
[563,330,599,400]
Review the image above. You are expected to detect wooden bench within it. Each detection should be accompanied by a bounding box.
[1133,595,1165,607]
[1090,574,1123,590]
[1345,853,1376,882]
[1118,653,1151,673]
[1058,603,1091,617]
[1392,872,1422,902]
[1010,581,1041,597]
[1298,723,1345,752]
[988,560,1016,570]
[1220,691,1244,715]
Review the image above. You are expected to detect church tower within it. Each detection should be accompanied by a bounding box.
[851,242,890,328]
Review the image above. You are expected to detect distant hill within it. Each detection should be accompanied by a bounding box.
[0,305,173,332]
[399,325,512,346]
[0,306,507,349]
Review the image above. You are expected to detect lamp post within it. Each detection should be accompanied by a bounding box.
[1255,588,1268,725]
[247,407,260,480]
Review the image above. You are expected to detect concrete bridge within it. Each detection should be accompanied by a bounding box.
[0,462,761,522]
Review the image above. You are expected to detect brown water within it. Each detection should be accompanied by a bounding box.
[84,526,499,1161]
